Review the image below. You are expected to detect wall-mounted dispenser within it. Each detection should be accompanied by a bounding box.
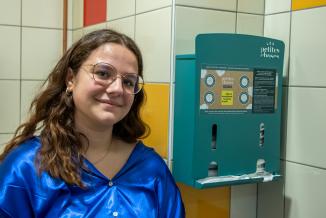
[172,34,284,189]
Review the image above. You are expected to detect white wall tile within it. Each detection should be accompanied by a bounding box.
[265,0,291,14]
[264,13,291,83]
[71,0,83,29]
[257,161,285,218]
[67,30,73,49]
[72,29,83,43]
[22,28,62,80]
[107,0,135,21]
[0,80,20,133]
[290,7,326,86]
[238,0,264,14]
[0,134,13,155]
[83,23,107,35]
[107,16,135,39]
[0,26,20,79]
[22,0,63,28]
[175,6,236,55]
[230,184,257,218]
[20,80,44,123]
[236,13,263,36]
[286,87,326,168]
[176,0,237,11]
[136,0,172,14]
[0,0,21,25]
[135,7,172,83]
[0,134,12,146]
[284,161,326,218]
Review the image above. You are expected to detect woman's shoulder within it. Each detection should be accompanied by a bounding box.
[0,137,41,180]
[133,141,170,176]
[1,137,41,165]
[136,141,167,165]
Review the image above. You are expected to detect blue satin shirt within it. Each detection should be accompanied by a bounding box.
[0,137,185,217]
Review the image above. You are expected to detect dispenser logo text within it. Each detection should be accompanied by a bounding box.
[260,41,280,59]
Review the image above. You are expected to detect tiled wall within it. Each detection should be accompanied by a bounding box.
[2,0,325,217]
[0,0,73,152]
[258,0,326,218]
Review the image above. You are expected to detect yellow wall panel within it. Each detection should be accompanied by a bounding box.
[178,183,230,218]
[292,0,326,10]
[141,83,170,158]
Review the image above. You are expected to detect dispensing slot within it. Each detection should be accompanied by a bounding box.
[259,123,265,147]
[211,124,217,150]
[208,161,218,177]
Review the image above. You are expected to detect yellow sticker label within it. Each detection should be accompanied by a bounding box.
[221,90,233,105]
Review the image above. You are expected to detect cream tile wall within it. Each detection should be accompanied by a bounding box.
[83,22,107,35]
[0,134,13,154]
[264,13,291,81]
[284,162,326,218]
[107,16,135,39]
[21,27,62,80]
[236,13,264,36]
[176,0,237,11]
[257,162,285,218]
[0,0,21,25]
[0,80,20,133]
[0,1,69,150]
[22,0,63,29]
[289,7,326,87]
[136,0,172,13]
[72,0,83,30]
[230,184,257,218]
[72,29,83,43]
[175,6,236,55]
[238,0,264,14]
[259,3,326,218]
[285,6,326,217]
[286,87,326,168]
[0,26,21,79]
[135,7,172,83]
[20,80,44,123]
[107,0,135,20]
[265,0,291,14]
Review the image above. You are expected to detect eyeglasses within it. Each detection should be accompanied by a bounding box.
[85,62,144,95]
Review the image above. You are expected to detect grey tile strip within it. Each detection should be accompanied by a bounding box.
[283,85,326,89]
[135,5,172,16]
[281,158,326,171]
[176,4,264,15]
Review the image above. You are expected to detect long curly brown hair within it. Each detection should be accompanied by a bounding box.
[0,29,150,187]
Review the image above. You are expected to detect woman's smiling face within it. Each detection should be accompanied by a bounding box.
[68,42,139,130]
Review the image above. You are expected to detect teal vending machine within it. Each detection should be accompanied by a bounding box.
[173,33,284,189]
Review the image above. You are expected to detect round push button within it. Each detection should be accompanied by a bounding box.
[204,92,214,104]
[240,76,249,88]
[239,92,249,104]
[205,75,215,87]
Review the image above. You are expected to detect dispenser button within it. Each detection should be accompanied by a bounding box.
[205,75,215,87]
[204,92,214,104]
[239,92,249,104]
[240,76,249,88]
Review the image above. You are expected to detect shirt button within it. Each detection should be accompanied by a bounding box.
[108,181,113,187]
[113,211,118,216]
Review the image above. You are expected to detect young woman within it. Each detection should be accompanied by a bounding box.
[0,29,185,217]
